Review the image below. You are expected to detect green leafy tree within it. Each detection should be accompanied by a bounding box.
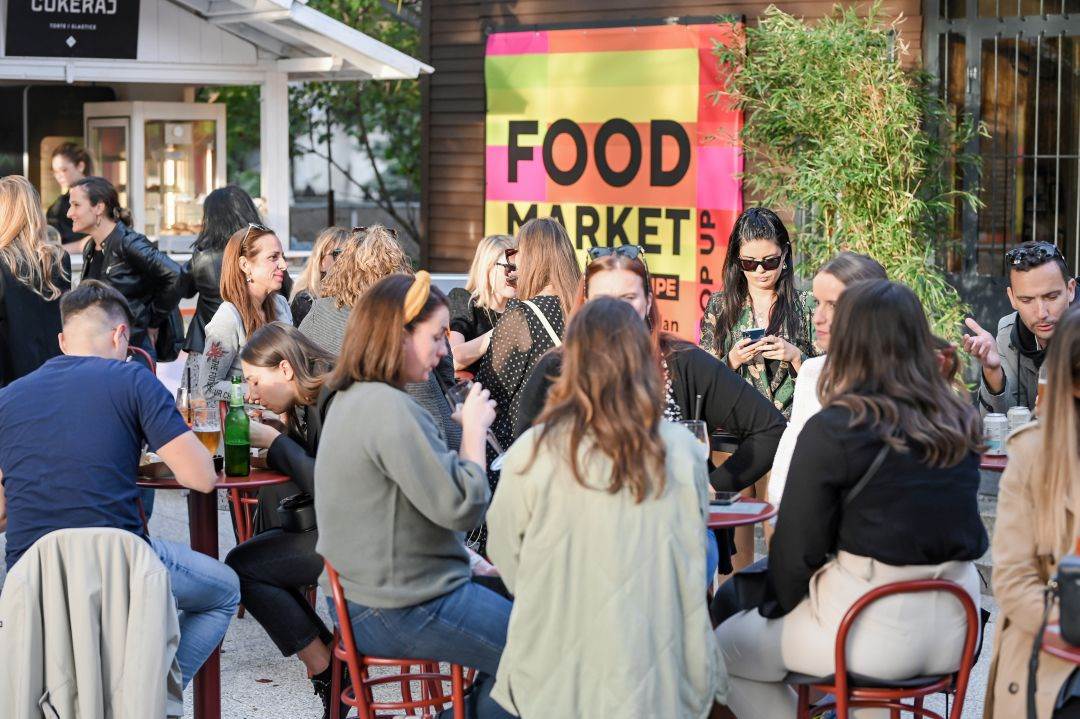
[200,0,422,245]
[713,4,984,342]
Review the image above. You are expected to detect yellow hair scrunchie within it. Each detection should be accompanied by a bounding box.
[403,270,432,324]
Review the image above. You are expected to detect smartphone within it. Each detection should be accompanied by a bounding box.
[741,327,766,342]
[710,492,740,506]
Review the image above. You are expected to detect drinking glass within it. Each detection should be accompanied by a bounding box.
[193,406,222,456]
[176,387,192,427]
[679,420,711,461]
[446,379,508,471]
[1037,363,1049,413]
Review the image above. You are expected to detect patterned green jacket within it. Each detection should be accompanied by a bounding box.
[699,289,817,418]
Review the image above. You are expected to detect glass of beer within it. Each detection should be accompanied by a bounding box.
[193,406,222,456]
[1037,363,1049,413]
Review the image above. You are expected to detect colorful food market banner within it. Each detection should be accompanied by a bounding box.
[484,23,743,340]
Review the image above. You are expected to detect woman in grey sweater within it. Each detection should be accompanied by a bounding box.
[314,272,512,719]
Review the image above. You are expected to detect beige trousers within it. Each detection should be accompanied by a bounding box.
[715,552,980,719]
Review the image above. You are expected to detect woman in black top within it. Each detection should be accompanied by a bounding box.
[0,175,71,387]
[714,280,988,719]
[517,247,785,493]
[45,143,90,252]
[516,247,787,574]
[448,234,516,374]
[69,177,183,360]
[222,322,341,719]
[474,218,580,453]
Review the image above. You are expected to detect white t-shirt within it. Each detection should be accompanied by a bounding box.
[768,354,826,507]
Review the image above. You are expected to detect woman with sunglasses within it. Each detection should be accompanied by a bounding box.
[700,207,816,419]
[448,234,517,375]
[289,226,349,327]
[517,245,786,575]
[196,223,291,400]
[179,186,292,379]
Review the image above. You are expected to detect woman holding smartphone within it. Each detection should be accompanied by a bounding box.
[699,207,816,419]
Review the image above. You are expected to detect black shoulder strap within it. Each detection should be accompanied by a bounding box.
[844,444,890,508]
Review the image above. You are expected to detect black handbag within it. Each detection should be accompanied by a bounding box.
[277,492,317,533]
[154,306,185,363]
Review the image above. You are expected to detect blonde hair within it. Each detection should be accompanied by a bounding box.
[292,226,349,302]
[321,225,413,309]
[1034,306,1080,558]
[466,234,515,310]
[514,218,581,315]
[0,175,67,300]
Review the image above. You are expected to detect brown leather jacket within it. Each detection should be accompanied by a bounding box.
[986,422,1076,719]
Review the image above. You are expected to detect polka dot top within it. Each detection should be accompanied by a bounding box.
[474,295,566,453]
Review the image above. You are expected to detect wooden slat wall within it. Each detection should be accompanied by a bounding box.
[421,0,924,271]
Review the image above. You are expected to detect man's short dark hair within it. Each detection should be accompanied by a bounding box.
[60,280,134,327]
[1006,241,1071,285]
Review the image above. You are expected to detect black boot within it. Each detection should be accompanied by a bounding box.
[310,663,350,719]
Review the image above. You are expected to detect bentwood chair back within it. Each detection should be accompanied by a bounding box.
[324,561,469,719]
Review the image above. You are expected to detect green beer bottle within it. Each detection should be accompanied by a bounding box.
[224,376,250,477]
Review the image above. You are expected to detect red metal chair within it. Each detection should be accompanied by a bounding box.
[324,561,471,719]
[790,579,980,719]
[127,346,156,375]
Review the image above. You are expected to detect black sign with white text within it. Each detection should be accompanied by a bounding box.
[5,0,140,59]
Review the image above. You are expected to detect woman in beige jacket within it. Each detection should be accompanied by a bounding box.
[487,297,727,719]
[986,306,1080,719]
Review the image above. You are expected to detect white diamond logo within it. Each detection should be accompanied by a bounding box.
[65,36,76,47]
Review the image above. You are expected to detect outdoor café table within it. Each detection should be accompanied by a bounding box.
[708,499,778,529]
[980,453,1008,473]
[137,463,291,719]
[1041,624,1080,665]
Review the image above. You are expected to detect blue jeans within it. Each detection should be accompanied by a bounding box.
[706,529,720,587]
[330,581,513,719]
[151,538,240,687]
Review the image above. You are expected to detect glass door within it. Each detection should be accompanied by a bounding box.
[926,1,1080,318]
[87,118,130,210]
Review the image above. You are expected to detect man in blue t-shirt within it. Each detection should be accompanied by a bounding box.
[0,280,239,694]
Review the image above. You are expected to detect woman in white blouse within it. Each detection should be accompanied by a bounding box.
[767,252,886,506]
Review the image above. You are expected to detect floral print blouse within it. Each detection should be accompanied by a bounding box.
[699,289,817,418]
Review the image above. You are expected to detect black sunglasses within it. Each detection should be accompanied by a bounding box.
[1006,242,1065,268]
[737,254,784,272]
[587,245,647,263]
[330,248,345,259]
[351,225,399,239]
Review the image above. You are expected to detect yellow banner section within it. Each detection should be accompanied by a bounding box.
[485,200,698,279]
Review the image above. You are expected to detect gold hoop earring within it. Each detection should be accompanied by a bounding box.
[95,216,101,229]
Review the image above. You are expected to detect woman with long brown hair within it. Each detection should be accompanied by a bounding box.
[0,175,71,386]
[315,272,512,719]
[197,223,290,399]
[986,306,1080,719]
[487,297,728,718]
[223,322,342,719]
[714,280,987,718]
[474,217,580,453]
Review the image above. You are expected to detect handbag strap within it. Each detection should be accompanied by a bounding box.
[843,444,890,508]
[521,299,562,347]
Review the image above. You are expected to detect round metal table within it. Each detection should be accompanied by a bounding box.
[137,463,291,719]
[708,499,778,529]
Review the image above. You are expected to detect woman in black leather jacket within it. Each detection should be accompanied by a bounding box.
[69,177,182,358]
[222,322,341,719]
[179,187,292,368]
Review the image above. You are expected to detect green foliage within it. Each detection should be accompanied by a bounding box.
[712,3,983,342]
[200,0,422,244]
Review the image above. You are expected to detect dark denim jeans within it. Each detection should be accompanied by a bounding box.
[224,528,332,656]
[330,580,514,719]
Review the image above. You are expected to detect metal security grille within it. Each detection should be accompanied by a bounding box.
[925,0,1080,315]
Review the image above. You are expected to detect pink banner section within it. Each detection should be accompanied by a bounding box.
[485,31,549,56]
[486,146,547,202]
[695,146,743,211]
